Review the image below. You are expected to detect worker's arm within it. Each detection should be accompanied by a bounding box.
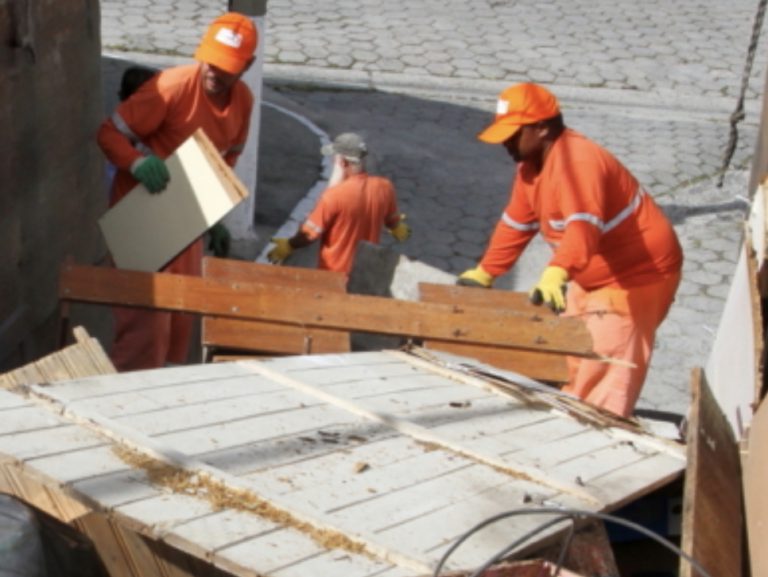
[267,230,314,264]
[478,201,537,278]
[387,213,411,242]
[97,83,171,192]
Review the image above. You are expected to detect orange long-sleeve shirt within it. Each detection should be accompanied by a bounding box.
[97,63,252,206]
[301,173,401,274]
[480,129,682,290]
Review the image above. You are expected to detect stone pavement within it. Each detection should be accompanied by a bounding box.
[99,0,768,417]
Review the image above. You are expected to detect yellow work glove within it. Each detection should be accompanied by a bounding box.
[267,237,293,264]
[389,214,411,242]
[529,266,569,313]
[457,265,494,288]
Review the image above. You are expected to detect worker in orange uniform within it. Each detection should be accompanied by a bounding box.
[458,83,683,418]
[97,12,258,371]
[267,133,411,276]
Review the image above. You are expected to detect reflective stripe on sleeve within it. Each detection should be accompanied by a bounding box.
[548,187,645,233]
[501,212,539,232]
[304,219,323,235]
[549,213,604,231]
[111,112,140,143]
[604,187,645,232]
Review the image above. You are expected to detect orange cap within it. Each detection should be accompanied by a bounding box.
[477,83,560,144]
[194,12,258,75]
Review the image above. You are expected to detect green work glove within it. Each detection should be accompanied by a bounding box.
[389,214,412,242]
[130,155,170,193]
[530,265,569,313]
[457,265,494,288]
[208,222,231,258]
[268,237,293,264]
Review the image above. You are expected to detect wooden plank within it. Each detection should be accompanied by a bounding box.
[705,242,762,438]
[75,513,147,577]
[203,257,348,290]
[60,263,594,356]
[237,361,601,505]
[18,380,432,574]
[0,325,115,389]
[0,460,92,523]
[680,367,743,577]
[533,521,617,577]
[743,397,768,577]
[419,283,570,382]
[203,317,350,355]
[202,258,350,357]
[99,129,247,272]
[32,361,255,402]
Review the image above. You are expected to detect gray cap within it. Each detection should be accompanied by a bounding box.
[321,132,368,160]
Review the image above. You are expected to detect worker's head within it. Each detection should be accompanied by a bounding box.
[478,83,563,163]
[118,66,156,101]
[322,133,368,176]
[195,12,258,94]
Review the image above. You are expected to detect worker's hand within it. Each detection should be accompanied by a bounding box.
[530,266,569,313]
[267,237,293,264]
[130,155,170,194]
[208,223,231,258]
[388,215,411,242]
[457,266,494,288]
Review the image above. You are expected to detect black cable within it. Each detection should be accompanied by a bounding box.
[718,0,768,187]
[432,507,714,577]
[466,515,572,577]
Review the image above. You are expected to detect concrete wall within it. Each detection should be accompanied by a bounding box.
[0,0,106,368]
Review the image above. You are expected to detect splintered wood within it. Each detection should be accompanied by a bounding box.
[0,348,685,577]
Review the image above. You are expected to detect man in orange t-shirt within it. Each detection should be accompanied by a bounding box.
[97,12,258,371]
[267,133,411,276]
[458,83,683,418]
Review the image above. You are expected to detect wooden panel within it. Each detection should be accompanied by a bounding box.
[0,349,688,577]
[680,367,743,577]
[202,259,350,355]
[60,264,594,356]
[99,129,248,272]
[419,283,570,382]
[744,398,768,577]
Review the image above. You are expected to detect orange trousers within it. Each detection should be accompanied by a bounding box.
[110,238,203,372]
[561,272,681,417]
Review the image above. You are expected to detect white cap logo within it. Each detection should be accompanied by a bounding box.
[496,99,509,115]
[215,28,243,48]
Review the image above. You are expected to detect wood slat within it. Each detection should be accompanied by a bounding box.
[59,263,594,356]
[744,397,768,577]
[418,283,570,382]
[680,367,743,577]
[201,258,350,357]
[0,325,115,389]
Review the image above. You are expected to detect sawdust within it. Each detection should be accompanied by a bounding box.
[112,445,369,556]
